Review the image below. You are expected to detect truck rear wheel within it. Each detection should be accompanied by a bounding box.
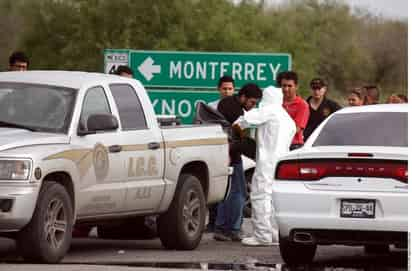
[17,182,73,263]
[158,174,206,250]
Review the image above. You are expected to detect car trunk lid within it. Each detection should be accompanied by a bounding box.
[276,146,407,193]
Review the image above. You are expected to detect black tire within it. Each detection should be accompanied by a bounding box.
[17,182,73,263]
[97,217,157,240]
[243,169,254,218]
[279,237,317,265]
[364,244,390,254]
[157,174,206,250]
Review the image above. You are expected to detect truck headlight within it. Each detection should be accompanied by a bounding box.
[0,160,31,180]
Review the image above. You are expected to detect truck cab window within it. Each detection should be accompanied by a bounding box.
[80,86,111,131]
[109,84,147,130]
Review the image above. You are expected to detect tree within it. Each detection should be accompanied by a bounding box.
[9,0,406,99]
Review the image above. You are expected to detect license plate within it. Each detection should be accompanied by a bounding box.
[340,199,375,218]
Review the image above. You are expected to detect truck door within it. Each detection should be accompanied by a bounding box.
[72,86,127,216]
[108,84,164,212]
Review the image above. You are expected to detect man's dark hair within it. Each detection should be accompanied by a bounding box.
[9,51,29,66]
[115,65,133,76]
[218,75,235,88]
[310,77,326,89]
[276,71,298,87]
[350,88,364,99]
[363,85,379,103]
[238,83,262,99]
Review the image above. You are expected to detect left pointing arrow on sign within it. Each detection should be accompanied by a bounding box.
[138,57,161,81]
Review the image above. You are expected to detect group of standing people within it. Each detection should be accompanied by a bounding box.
[208,78,264,243]
[6,51,407,246]
[205,71,408,247]
[205,72,300,246]
[347,86,407,106]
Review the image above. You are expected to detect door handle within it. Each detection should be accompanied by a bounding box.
[148,142,160,150]
[108,145,122,153]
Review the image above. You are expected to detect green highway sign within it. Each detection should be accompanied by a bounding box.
[104,49,291,89]
[147,90,219,124]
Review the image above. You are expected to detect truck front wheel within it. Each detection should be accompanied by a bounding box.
[158,174,206,250]
[17,182,73,263]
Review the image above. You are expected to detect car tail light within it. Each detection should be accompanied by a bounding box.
[394,165,408,183]
[276,160,408,183]
[276,162,301,180]
[276,162,326,180]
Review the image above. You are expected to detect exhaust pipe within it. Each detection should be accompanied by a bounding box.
[293,232,314,244]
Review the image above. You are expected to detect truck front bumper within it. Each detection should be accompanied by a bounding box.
[0,185,38,232]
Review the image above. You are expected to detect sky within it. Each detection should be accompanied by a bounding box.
[343,0,407,19]
[265,0,408,19]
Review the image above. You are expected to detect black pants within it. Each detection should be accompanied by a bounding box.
[207,204,217,230]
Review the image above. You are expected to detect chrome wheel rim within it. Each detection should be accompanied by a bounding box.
[44,198,67,249]
[182,189,201,238]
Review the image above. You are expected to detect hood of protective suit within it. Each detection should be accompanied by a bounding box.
[259,86,283,108]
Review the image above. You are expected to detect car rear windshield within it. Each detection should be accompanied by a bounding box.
[313,112,407,147]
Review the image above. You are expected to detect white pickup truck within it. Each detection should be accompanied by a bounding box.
[0,71,230,263]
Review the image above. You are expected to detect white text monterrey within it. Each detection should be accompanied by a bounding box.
[169,61,280,81]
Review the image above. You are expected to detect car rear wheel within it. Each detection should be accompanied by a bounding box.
[17,182,73,263]
[158,174,206,250]
[279,237,317,265]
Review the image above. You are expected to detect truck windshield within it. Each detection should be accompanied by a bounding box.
[0,83,77,133]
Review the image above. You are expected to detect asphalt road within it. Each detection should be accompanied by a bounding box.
[0,228,407,271]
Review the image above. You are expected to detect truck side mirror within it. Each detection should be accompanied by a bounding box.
[77,113,119,136]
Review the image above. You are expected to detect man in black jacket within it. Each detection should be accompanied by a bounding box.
[304,78,341,140]
[214,83,262,242]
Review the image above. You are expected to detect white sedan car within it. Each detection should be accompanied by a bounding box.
[273,104,407,264]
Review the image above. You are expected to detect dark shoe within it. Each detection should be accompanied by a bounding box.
[229,231,242,242]
[213,232,231,241]
[204,224,214,233]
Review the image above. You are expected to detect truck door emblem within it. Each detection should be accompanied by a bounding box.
[93,144,109,181]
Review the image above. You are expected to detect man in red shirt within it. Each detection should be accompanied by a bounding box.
[276,71,309,150]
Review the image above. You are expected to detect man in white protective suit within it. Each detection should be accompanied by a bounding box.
[233,86,296,246]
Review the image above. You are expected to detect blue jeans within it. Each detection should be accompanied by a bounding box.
[215,161,246,234]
